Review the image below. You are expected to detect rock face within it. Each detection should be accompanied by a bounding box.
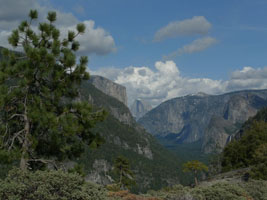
[138,90,267,153]
[89,75,127,106]
[130,99,152,120]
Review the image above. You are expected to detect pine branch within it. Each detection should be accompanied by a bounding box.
[7,128,25,151]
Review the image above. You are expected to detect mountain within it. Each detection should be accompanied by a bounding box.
[77,80,183,192]
[130,99,152,120]
[138,89,267,153]
[89,75,128,106]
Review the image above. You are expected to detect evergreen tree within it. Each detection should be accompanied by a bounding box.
[0,10,106,171]
[183,160,208,186]
[113,156,135,190]
[222,120,267,180]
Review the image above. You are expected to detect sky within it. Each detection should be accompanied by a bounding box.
[1,0,267,106]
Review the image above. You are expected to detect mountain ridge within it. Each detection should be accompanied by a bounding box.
[138,89,267,153]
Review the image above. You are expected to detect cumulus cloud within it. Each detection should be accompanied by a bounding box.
[0,0,116,56]
[91,61,225,106]
[164,37,218,60]
[154,16,211,42]
[226,66,267,91]
[91,62,267,107]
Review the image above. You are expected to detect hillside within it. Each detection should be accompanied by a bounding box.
[221,107,267,179]
[76,81,184,192]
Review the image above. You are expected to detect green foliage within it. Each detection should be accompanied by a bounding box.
[113,156,135,190]
[0,168,108,200]
[240,179,267,200]
[208,153,222,176]
[191,183,250,200]
[222,121,267,179]
[147,184,192,200]
[183,160,209,173]
[147,180,267,200]
[0,10,106,170]
[68,163,86,177]
[183,160,208,185]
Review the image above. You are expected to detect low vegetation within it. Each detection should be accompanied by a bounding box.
[0,169,107,200]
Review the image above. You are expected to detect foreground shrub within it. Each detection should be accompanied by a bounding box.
[0,168,107,200]
[147,182,258,200]
[239,180,267,200]
[147,185,194,200]
[192,182,251,200]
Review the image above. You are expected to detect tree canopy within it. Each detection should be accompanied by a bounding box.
[183,160,208,186]
[113,156,135,190]
[222,120,267,180]
[0,10,106,171]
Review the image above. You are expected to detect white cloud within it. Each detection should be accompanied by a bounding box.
[77,21,116,55]
[154,16,211,42]
[0,0,116,56]
[164,37,218,60]
[226,66,267,91]
[91,61,225,106]
[91,62,267,107]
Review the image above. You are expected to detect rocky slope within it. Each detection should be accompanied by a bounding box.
[130,99,152,120]
[138,90,267,153]
[78,81,183,192]
[89,75,128,106]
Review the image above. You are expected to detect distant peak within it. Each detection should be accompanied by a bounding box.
[188,92,209,97]
[196,92,209,96]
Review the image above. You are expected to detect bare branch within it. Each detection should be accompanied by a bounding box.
[7,128,25,151]
[9,113,25,120]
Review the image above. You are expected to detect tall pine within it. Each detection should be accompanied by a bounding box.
[0,10,106,170]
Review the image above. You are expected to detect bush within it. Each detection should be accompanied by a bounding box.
[240,180,267,200]
[0,168,108,200]
[147,185,193,200]
[192,182,250,200]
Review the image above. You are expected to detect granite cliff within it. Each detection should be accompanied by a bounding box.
[138,90,267,153]
[130,99,152,120]
[89,75,128,106]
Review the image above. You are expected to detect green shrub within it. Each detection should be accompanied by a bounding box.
[239,180,267,200]
[192,182,250,200]
[147,184,193,200]
[0,168,108,200]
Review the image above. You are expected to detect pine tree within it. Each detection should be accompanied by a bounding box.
[0,10,106,171]
[114,156,135,190]
[183,160,208,186]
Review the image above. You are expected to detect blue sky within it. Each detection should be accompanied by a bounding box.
[48,0,267,79]
[1,0,267,106]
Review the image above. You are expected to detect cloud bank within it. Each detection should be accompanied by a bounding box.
[154,16,211,42]
[0,0,116,56]
[91,61,267,107]
[164,37,218,60]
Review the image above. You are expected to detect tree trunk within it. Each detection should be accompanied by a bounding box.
[194,170,198,186]
[119,167,123,188]
[20,97,30,171]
